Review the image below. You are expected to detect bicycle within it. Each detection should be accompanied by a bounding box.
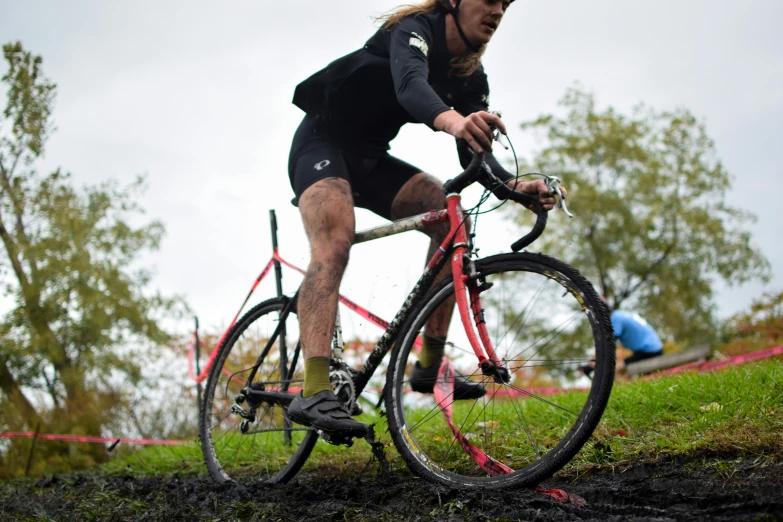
[199,150,616,489]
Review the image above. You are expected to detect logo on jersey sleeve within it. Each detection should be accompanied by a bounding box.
[409,32,430,57]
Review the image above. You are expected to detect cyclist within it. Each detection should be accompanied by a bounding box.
[582,307,664,377]
[286,0,567,433]
[611,310,664,372]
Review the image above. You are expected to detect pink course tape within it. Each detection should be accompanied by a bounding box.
[188,252,783,395]
[19,252,774,453]
[432,359,586,506]
[432,359,513,475]
[644,345,783,380]
[0,432,188,446]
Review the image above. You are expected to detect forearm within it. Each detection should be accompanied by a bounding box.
[433,110,463,134]
[396,78,452,130]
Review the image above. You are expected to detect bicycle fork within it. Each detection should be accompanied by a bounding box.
[445,195,510,383]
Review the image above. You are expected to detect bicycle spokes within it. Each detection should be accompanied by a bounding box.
[388,254,614,485]
[433,359,513,476]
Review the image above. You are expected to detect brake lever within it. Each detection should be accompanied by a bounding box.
[545,176,573,218]
[494,131,510,150]
[487,110,567,215]
[488,110,510,150]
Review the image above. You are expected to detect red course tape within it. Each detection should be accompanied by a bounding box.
[8,249,779,450]
[0,432,188,446]
[644,345,783,380]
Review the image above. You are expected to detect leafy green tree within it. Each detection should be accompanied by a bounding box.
[510,86,770,347]
[0,41,182,477]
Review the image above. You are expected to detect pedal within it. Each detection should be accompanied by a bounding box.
[319,431,355,447]
[318,423,375,447]
[350,402,363,416]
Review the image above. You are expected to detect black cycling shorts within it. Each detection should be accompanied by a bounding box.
[625,350,663,365]
[287,115,422,220]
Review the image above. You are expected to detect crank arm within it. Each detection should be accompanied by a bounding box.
[243,389,296,407]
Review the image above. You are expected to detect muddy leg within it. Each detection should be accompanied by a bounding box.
[298,178,355,392]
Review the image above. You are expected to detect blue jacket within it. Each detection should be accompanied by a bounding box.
[611,311,663,354]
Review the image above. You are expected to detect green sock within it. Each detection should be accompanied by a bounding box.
[303,356,332,398]
[419,336,446,369]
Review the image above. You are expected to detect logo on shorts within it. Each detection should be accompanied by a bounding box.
[314,159,330,171]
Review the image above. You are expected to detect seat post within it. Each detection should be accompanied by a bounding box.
[332,307,346,362]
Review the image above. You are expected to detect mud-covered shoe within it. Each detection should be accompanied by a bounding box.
[287,390,369,437]
[409,361,486,400]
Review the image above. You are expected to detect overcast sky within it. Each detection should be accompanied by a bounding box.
[1,0,781,342]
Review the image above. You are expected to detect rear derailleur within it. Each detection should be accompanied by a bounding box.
[231,382,267,433]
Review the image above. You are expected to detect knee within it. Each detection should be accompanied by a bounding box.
[391,172,447,220]
[311,233,353,273]
[324,238,352,271]
[299,177,355,274]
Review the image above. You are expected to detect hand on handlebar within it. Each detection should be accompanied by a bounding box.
[506,179,568,212]
[435,110,506,153]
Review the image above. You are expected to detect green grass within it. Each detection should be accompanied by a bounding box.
[100,442,205,476]
[568,357,783,470]
[99,408,392,479]
[98,359,783,479]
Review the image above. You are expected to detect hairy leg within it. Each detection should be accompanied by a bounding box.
[298,178,355,362]
[391,172,471,343]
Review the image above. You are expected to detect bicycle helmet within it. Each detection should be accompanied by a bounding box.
[440,0,515,53]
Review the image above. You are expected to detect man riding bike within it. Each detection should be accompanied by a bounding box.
[286,0,567,434]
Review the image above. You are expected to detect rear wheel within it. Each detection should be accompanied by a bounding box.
[386,253,615,488]
[200,297,317,483]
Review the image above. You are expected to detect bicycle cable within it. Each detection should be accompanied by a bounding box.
[466,132,549,217]
[452,131,552,256]
[463,132,533,240]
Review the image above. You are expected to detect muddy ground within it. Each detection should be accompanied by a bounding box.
[2,455,782,521]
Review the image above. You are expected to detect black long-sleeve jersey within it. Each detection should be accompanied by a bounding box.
[293,10,515,189]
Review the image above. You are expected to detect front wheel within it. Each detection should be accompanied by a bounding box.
[386,253,615,489]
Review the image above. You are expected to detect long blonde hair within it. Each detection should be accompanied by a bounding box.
[376,0,486,77]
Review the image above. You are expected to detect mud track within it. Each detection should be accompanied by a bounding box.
[2,456,782,521]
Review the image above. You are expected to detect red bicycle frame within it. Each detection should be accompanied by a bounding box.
[418,194,506,372]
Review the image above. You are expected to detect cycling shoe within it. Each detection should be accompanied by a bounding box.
[287,390,369,437]
[409,360,486,400]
